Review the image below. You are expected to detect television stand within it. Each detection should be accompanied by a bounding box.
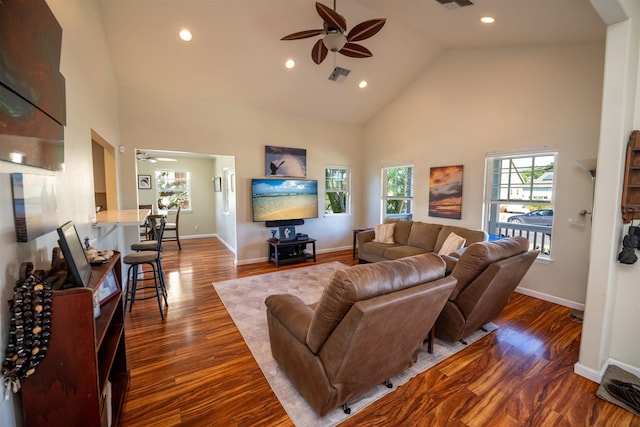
[268,238,316,268]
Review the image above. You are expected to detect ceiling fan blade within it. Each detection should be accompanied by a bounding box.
[346,19,386,42]
[339,43,372,59]
[311,39,328,64]
[316,2,346,32]
[281,29,324,41]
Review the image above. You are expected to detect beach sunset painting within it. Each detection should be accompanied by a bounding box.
[429,165,463,219]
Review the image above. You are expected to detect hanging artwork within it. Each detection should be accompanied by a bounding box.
[0,0,67,171]
[429,165,463,219]
[11,173,59,242]
[265,145,306,177]
[137,175,152,189]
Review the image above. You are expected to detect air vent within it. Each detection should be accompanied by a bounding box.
[436,0,474,9]
[328,66,351,83]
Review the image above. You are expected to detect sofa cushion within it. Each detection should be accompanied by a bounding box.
[437,232,466,256]
[434,225,487,253]
[361,241,398,258]
[373,223,395,244]
[384,245,428,259]
[384,219,413,245]
[407,222,442,251]
[306,253,446,353]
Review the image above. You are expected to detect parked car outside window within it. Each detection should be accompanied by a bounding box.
[507,209,553,226]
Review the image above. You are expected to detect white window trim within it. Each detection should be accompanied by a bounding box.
[382,163,414,221]
[484,150,557,260]
[324,165,351,216]
[155,169,192,212]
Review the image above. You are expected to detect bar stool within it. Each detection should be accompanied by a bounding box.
[130,216,168,302]
[123,218,168,319]
[132,215,163,251]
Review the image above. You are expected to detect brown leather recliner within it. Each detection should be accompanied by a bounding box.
[265,253,457,416]
[435,236,538,343]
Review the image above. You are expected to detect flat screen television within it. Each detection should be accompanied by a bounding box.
[251,178,319,222]
[57,221,92,287]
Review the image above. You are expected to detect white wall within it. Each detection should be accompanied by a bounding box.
[577,0,640,381]
[214,155,238,252]
[116,87,364,263]
[363,43,605,306]
[0,1,121,426]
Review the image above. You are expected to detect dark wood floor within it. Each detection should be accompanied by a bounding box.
[121,237,638,426]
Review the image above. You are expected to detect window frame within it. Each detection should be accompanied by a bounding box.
[223,167,230,214]
[484,149,557,258]
[155,169,192,212]
[324,166,351,215]
[382,164,414,220]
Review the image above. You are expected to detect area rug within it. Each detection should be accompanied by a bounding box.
[213,262,497,426]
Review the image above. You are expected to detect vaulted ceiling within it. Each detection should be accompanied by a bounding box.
[98,0,605,126]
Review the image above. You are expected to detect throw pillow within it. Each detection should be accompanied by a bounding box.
[438,232,466,256]
[373,223,395,244]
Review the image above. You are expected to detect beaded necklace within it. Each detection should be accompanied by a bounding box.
[2,270,52,394]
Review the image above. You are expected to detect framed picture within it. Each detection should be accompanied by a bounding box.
[98,269,121,305]
[429,165,463,219]
[214,177,222,192]
[265,145,307,177]
[279,225,296,241]
[138,174,152,189]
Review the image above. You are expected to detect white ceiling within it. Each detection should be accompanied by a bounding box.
[98,0,605,126]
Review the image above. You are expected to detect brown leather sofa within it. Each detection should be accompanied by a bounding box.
[435,236,538,343]
[265,253,456,416]
[357,219,487,263]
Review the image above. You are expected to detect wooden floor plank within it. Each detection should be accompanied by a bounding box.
[120,237,640,426]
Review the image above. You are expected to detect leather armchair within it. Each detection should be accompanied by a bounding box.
[265,253,456,416]
[435,236,538,343]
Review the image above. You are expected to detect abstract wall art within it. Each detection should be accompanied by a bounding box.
[429,165,463,220]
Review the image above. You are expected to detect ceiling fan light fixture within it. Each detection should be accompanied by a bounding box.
[323,33,347,52]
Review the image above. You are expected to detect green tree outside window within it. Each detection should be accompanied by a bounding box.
[325,167,350,214]
[384,166,413,216]
[156,170,191,211]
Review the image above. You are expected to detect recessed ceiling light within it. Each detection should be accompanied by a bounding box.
[179,28,192,41]
[480,16,496,24]
[285,59,295,69]
[358,80,368,89]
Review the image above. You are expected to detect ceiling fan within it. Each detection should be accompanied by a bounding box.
[436,0,474,7]
[281,1,386,65]
[136,150,176,163]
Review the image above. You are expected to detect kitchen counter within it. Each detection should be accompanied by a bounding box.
[94,209,150,226]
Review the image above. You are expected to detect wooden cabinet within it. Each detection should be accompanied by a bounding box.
[622,130,640,223]
[21,253,129,427]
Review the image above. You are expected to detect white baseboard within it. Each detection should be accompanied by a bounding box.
[215,235,236,255]
[515,286,585,311]
[180,233,217,239]
[316,245,351,254]
[574,358,640,384]
[236,256,267,266]
[573,362,606,383]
